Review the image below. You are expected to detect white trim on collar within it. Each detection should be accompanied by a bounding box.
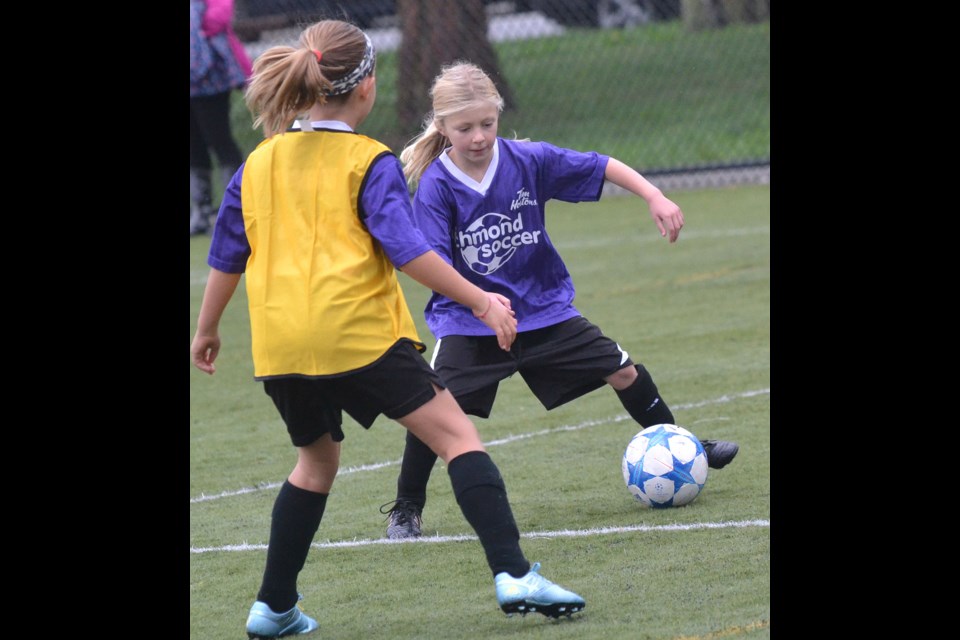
[439,138,499,195]
[291,120,354,132]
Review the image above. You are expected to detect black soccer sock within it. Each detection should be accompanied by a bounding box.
[615,364,676,427]
[256,481,328,613]
[395,431,439,508]
[448,450,530,578]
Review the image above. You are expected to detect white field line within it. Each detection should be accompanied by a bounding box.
[190,388,769,504]
[190,519,769,554]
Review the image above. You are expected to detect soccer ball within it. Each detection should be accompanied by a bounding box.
[622,424,708,508]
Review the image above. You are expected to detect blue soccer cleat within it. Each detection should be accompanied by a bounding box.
[245,594,319,639]
[495,562,585,619]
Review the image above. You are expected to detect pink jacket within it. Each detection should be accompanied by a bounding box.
[199,0,253,78]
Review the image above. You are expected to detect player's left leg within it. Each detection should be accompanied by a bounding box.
[383,335,514,539]
[247,377,346,639]
[606,362,675,426]
[522,317,739,470]
[608,363,738,468]
[398,387,585,618]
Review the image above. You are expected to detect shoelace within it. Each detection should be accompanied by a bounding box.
[379,500,418,524]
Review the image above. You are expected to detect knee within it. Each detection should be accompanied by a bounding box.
[291,436,340,492]
[605,364,638,391]
[289,465,337,494]
[434,422,485,463]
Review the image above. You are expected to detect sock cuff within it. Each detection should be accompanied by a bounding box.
[275,480,328,512]
[447,450,505,499]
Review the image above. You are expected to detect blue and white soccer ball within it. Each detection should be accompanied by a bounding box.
[622,424,709,508]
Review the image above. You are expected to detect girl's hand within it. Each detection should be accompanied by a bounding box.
[649,193,685,243]
[191,332,222,375]
[473,293,517,350]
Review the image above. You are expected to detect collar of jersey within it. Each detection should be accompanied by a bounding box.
[439,138,499,196]
[290,120,354,132]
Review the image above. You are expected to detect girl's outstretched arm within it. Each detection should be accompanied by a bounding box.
[191,268,243,375]
[605,157,685,243]
[400,251,517,351]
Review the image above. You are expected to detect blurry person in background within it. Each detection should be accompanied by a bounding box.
[190,0,252,236]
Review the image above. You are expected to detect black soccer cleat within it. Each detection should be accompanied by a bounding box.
[701,439,739,469]
[380,499,423,539]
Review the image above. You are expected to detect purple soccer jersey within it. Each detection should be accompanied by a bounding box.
[413,137,610,339]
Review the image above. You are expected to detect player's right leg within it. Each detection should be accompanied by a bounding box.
[381,428,432,539]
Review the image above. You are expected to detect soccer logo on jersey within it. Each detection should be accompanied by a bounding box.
[457,212,542,275]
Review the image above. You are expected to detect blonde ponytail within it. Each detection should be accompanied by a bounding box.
[399,121,448,187]
[244,20,373,138]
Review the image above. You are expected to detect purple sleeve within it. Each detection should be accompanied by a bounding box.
[539,142,609,202]
[361,155,433,268]
[207,164,250,273]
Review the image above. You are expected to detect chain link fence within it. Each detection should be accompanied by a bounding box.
[229,0,769,188]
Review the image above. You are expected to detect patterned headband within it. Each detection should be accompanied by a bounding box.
[326,34,376,96]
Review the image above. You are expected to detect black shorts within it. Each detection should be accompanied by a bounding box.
[262,339,444,447]
[431,316,634,418]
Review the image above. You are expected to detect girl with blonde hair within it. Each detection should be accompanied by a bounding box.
[382,61,739,541]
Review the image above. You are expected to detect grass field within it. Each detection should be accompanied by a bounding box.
[189,183,770,639]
